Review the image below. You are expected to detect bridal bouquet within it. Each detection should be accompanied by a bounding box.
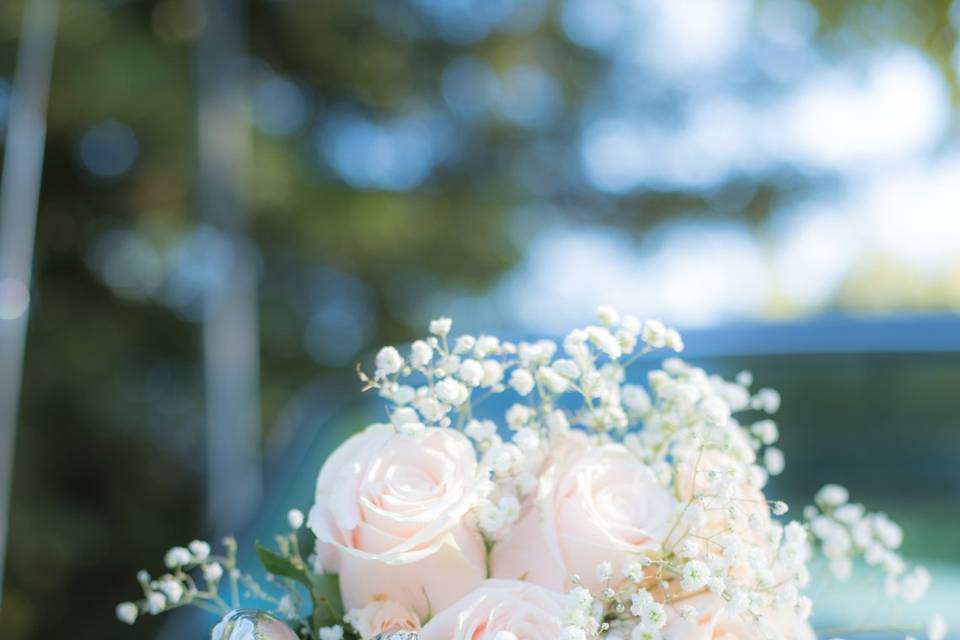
[116,308,945,640]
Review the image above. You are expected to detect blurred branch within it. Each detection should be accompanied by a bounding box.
[0,0,59,612]
[196,0,263,532]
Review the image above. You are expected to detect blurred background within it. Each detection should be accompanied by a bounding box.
[0,0,958,638]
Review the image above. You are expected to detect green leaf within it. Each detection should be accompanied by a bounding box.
[255,543,344,634]
[255,544,307,583]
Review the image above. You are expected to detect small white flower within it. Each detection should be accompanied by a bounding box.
[681,560,711,592]
[726,591,750,616]
[833,503,865,525]
[701,397,730,426]
[509,369,535,396]
[160,577,184,604]
[902,566,932,602]
[785,521,807,544]
[116,602,138,624]
[597,305,620,326]
[454,335,476,354]
[622,385,651,415]
[474,335,500,357]
[552,358,581,379]
[570,586,593,608]
[514,472,538,495]
[410,340,433,367]
[928,615,947,640]
[476,500,506,534]
[391,406,425,434]
[816,484,849,508]
[751,419,779,445]
[203,562,223,584]
[623,561,645,583]
[375,346,403,378]
[631,625,661,640]
[665,328,684,352]
[677,539,700,558]
[630,589,655,616]
[188,540,210,563]
[319,624,345,640]
[596,561,613,581]
[617,329,638,354]
[587,326,622,359]
[392,385,415,404]
[429,317,452,337]
[642,320,669,348]
[146,591,166,615]
[506,403,534,428]
[481,359,504,387]
[764,447,785,476]
[459,358,484,386]
[621,315,641,333]
[436,377,469,406]
[772,501,789,516]
[287,508,305,530]
[498,495,521,523]
[873,513,904,550]
[538,366,569,393]
[465,419,498,441]
[277,594,297,618]
[546,410,569,436]
[639,601,667,630]
[164,546,191,569]
[513,427,540,451]
[675,605,697,621]
[753,388,781,413]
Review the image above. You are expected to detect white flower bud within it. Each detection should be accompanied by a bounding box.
[146,591,166,615]
[597,305,620,326]
[410,340,433,367]
[116,602,138,625]
[319,625,345,640]
[816,484,849,508]
[203,562,224,584]
[509,369,535,396]
[287,509,305,530]
[429,317,452,337]
[188,540,211,562]
[375,346,403,378]
[164,546,191,569]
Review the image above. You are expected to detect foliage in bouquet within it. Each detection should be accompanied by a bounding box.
[117,308,946,640]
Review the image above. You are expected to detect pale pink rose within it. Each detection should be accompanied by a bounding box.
[308,425,486,618]
[490,442,677,592]
[420,579,567,640]
[663,595,815,640]
[346,599,420,639]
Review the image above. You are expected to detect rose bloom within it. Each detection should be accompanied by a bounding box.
[308,424,486,618]
[420,579,568,640]
[491,442,677,592]
[662,595,815,640]
[346,599,420,640]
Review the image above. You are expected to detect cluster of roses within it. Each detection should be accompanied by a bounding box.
[118,308,942,640]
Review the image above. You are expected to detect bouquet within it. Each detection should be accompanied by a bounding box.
[116,308,946,640]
